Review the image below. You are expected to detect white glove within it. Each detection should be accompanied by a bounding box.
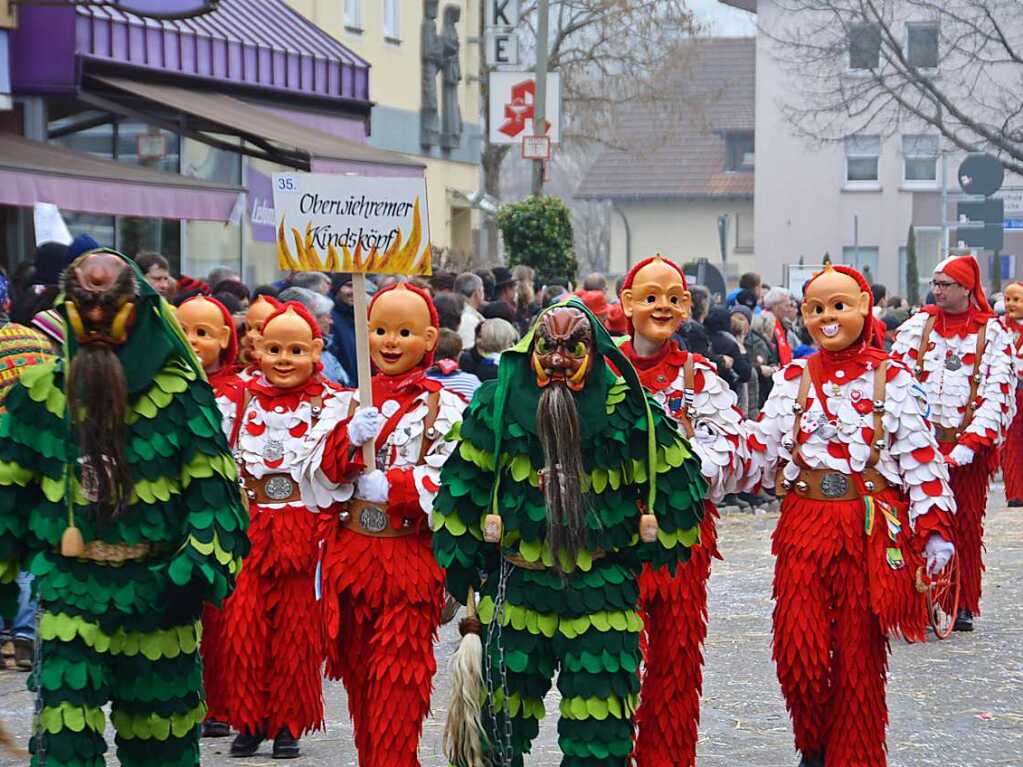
[348,406,384,447]
[355,469,390,503]
[948,445,975,467]
[925,533,955,577]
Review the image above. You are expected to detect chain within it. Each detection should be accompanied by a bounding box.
[484,558,514,767]
[30,604,46,767]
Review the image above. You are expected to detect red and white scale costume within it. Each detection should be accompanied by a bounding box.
[890,309,1016,616]
[748,352,953,766]
[999,310,1023,502]
[301,367,465,767]
[620,340,747,767]
[217,371,344,739]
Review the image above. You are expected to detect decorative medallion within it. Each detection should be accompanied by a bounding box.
[945,353,962,371]
[263,439,284,462]
[820,472,850,498]
[264,475,295,501]
[359,504,389,533]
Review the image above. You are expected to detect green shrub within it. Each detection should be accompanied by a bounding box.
[496,196,577,285]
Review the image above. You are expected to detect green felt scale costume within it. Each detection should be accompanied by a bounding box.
[433,299,707,767]
[0,251,249,767]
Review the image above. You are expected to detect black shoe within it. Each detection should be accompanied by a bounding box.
[202,719,231,738]
[799,752,825,767]
[1008,498,1023,508]
[272,728,300,759]
[230,730,264,757]
[953,608,974,632]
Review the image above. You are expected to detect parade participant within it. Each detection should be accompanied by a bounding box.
[0,250,249,766]
[238,294,282,369]
[218,302,338,758]
[1000,282,1023,506]
[313,282,464,767]
[891,256,1016,631]
[433,298,706,767]
[617,255,746,767]
[176,295,243,739]
[749,264,954,767]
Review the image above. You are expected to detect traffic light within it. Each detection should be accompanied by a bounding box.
[957,198,1004,250]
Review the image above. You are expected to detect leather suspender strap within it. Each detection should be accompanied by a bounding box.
[915,315,937,380]
[788,366,813,468]
[677,355,696,439]
[230,388,253,449]
[961,323,987,434]
[417,390,443,463]
[866,361,888,469]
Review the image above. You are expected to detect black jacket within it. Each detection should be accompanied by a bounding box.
[702,307,752,394]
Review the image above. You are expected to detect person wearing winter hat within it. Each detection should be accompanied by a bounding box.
[891,255,1017,631]
[616,255,747,767]
[749,263,955,767]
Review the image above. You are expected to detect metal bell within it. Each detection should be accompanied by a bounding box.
[792,403,804,414]
[782,436,795,450]
[686,407,698,420]
[972,373,981,383]
[873,400,885,413]
[338,510,350,522]
[795,480,809,493]
[403,518,413,528]
[246,488,256,500]
[781,479,794,490]
[311,405,322,416]
[874,440,887,450]
[864,480,876,492]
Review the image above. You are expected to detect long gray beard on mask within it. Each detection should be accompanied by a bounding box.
[536,382,589,573]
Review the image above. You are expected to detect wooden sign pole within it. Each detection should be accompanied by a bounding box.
[351,273,376,465]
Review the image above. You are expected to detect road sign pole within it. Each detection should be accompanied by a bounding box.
[531,0,549,197]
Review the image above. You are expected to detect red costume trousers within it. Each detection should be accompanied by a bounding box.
[772,493,922,767]
[321,528,444,767]
[221,503,325,738]
[200,604,228,722]
[949,449,994,615]
[1001,390,1023,502]
[634,508,718,767]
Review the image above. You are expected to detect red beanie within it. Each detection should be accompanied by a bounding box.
[180,294,239,367]
[264,301,323,339]
[368,282,440,368]
[619,255,689,336]
[935,255,993,314]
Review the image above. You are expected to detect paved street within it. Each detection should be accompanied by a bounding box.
[2,484,1020,766]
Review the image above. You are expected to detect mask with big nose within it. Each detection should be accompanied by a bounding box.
[531,306,595,392]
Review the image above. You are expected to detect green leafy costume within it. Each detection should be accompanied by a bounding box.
[0,252,249,767]
[433,299,707,767]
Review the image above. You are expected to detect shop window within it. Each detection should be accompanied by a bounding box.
[384,0,400,41]
[726,133,754,172]
[116,122,180,174]
[848,23,881,70]
[907,22,939,70]
[902,134,939,183]
[845,134,881,184]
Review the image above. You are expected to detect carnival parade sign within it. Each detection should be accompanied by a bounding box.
[271,173,433,275]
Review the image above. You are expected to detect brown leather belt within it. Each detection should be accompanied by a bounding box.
[242,473,303,505]
[933,426,960,444]
[505,549,607,571]
[341,499,417,538]
[789,468,890,501]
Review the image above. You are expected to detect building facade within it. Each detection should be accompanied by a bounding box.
[726,0,1023,297]
[1,0,424,286]
[576,37,756,282]
[287,0,483,262]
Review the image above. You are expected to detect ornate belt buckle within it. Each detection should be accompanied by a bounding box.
[359,505,389,533]
[820,472,850,498]
[264,475,295,501]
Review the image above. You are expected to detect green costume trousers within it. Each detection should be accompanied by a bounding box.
[29,611,206,767]
[472,563,644,767]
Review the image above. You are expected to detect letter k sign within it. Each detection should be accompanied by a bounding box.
[488,0,519,27]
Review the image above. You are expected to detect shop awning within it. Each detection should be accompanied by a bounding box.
[0,133,243,220]
[83,75,425,175]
